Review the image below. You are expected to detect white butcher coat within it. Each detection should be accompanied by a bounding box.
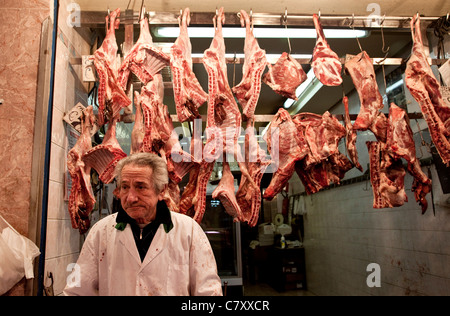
[63,211,223,296]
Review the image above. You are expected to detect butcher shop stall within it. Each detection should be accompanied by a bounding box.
[1,0,450,297]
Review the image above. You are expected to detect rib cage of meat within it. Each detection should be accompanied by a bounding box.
[82,116,127,184]
[232,10,267,120]
[67,106,96,234]
[311,13,343,86]
[93,8,131,126]
[118,14,170,91]
[405,15,450,165]
[262,52,307,100]
[344,51,384,133]
[170,8,208,122]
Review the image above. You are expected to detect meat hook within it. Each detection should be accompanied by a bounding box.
[348,13,363,52]
[284,8,292,54]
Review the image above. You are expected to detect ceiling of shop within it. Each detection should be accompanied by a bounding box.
[75,0,449,133]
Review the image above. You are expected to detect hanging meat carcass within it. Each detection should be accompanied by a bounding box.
[367,103,432,212]
[93,8,131,126]
[263,108,310,200]
[235,119,272,226]
[82,116,127,184]
[311,13,343,86]
[263,52,307,100]
[405,15,450,165]
[170,8,208,122]
[118,11,170,91]
[67,106,96,234]
[292,112,352,194]
[232,10,267,120]
[344,51,386,140]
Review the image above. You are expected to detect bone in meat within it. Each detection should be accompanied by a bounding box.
[93,8,131,126]
[67,106,96,234]
[232,10,267,120]
[82,116,127,184]
[170,8,208,122]
[405,15,450,165]
[311,13,343,86]
[118,13,170,91]
[263,52,307,100]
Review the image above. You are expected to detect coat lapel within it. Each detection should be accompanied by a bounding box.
[140,225,168,269]
[118,225,142,266]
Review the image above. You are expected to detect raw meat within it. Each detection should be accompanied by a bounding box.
[82,116,127,184]
[366,103,432,212]
[405,15,450,165]
[130,91,145,154]
[385,103,432,213]
[343,96,363,171]
[93,8,131,126]
[67,106,96,234]
[292,111,352,194]
[232,10,267,119]
[311,13,343,86]
[212,160,243,221]
[170,8,208,122]
[344,51,384,132]
[263,109,309,200]
[118,13,170,91]
[202,7,257,188]
[367,141,407,208]
[263,52,307,100]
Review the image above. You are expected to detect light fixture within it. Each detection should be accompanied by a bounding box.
[284,69,323,113]
[154,26,369,39]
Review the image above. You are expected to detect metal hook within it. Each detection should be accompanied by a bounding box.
[348,13,363,52]
[284,7,292,54]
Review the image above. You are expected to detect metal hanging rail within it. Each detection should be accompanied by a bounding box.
[79,11,444,29]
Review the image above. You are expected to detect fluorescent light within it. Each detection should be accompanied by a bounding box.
[284,69,322,110]
[386,79,404,94]
[155,27,369,39]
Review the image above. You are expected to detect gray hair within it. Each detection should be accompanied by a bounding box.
[114,153,168,193]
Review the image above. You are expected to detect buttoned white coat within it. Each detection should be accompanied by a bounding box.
[63,211,223,296]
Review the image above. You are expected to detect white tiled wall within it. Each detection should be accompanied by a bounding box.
[45,0,91,296]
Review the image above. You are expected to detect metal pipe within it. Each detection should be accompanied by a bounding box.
[37,0,59,296]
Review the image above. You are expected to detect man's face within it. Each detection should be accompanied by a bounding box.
[118,164,163,225]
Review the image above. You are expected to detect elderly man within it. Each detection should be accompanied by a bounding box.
[64,153,222,296]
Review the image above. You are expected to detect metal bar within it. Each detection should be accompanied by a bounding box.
[79,11,443,29]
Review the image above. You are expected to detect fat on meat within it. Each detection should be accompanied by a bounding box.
[118,12,170,91]
[311,13,343,86]
[232,10,267,120]
[67,106,96,234]
[263,52,307,100]
[170,8,208,122]
[344,51,384,133]
[93,8,131,126]
[405,15,450,165]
